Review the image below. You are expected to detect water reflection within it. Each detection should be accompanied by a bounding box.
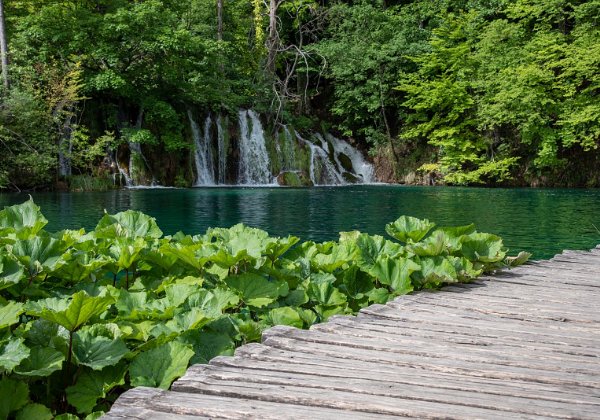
[1,186,599,259]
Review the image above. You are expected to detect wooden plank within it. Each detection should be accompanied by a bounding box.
[323,316,600,358]
[260,326,600,378]
[172,364,600,417]
[208,351,600,406]
[260,334,600,388]
[173,365,600,417]
[172,375,541,419]
[106,386,398,420]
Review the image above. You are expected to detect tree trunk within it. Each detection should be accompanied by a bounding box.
[216,0,223,41]
[266,0,278,75]
[0,0,9,90]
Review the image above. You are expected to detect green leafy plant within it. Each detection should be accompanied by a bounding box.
[0,199,529,418]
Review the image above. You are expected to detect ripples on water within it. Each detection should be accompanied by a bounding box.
[1,186,599,260]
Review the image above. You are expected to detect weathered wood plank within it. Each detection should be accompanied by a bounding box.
[208,351,600,406]
[172,363,600,417]
[260,332,600,387]
[323,316,600,358]
[106,387,399,420]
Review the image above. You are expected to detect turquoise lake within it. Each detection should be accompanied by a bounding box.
[1,185,599,260]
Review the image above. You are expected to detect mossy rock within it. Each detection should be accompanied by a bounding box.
[342,171,360,184]
[338,152,353,172]
[277,171,313,187]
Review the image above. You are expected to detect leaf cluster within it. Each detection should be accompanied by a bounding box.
[0,199,529,418]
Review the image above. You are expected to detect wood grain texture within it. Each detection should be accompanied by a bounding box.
[105,247,600,419]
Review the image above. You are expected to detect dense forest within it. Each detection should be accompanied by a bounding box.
[0,0,598,190]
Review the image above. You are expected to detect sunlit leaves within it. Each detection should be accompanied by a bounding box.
[369,256,419,294]
[0,255,25,290]
[0,337,30,372]
[129,341,194,389]
[95,210,163,239]
[386,216,436,243]
[225,273,285,308]
[25,291,113,332]
[0,199,48,239]
[0,301,24,329]
[11,236,65,278]
[73,331,129,370]
[461,233,506,263]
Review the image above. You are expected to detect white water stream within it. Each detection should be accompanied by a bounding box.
[237,110,274,185]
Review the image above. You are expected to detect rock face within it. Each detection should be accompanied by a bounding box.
[277,171,313,187]
[121,109,376,187]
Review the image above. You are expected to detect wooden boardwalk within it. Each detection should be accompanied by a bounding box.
[106,247,600,419]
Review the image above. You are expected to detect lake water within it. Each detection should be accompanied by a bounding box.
[1,185,599,260]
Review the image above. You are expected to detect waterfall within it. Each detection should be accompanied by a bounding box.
[115,157,132,187]
[216,114,226,184]
[238,110,274,185]
[188,111,215,186]
[296,132,345,185]
[327,134,375,183]
[58,138,72,177]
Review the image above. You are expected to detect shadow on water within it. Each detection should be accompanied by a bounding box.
[1,185,599,260]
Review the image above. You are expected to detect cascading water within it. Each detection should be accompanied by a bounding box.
[237,110,274,185]
[327,134,375,183]
[216,114,226,184]
[188,111,215,186]
[296,132,345,185]
[115,157,132,187]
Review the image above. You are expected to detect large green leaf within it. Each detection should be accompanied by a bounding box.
[14,346,64,377]
[268,307,304,329]
[225,273,284,308]
[210,224,269,261]
[409,231,453,257]
[0,199,48,239]
[0,301,24,329]
[160,242,214,272]
[11,236,65,278]
[0,337,30,372]
[164,283,200,307]
[66,364,127,414]
[461,232,506,263]
[153,307,220,336]
[264,236,300,261]
[178,331,235,365]
[129,341,194,389]
[95,210,163,239]
[51,251,109,282]
[0,254,25,290]
[112,289,174,321]
[73,331,129,370]
[24,319,65,348]
[368,256,419,294]
[15,403,53,420]
[25,291,113,332]
[108,237,146,270]
[0,377,29,419]
[385,216,435,243]
[308,282,347,306]
[417,256,459,285]
[312,241,356,272]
